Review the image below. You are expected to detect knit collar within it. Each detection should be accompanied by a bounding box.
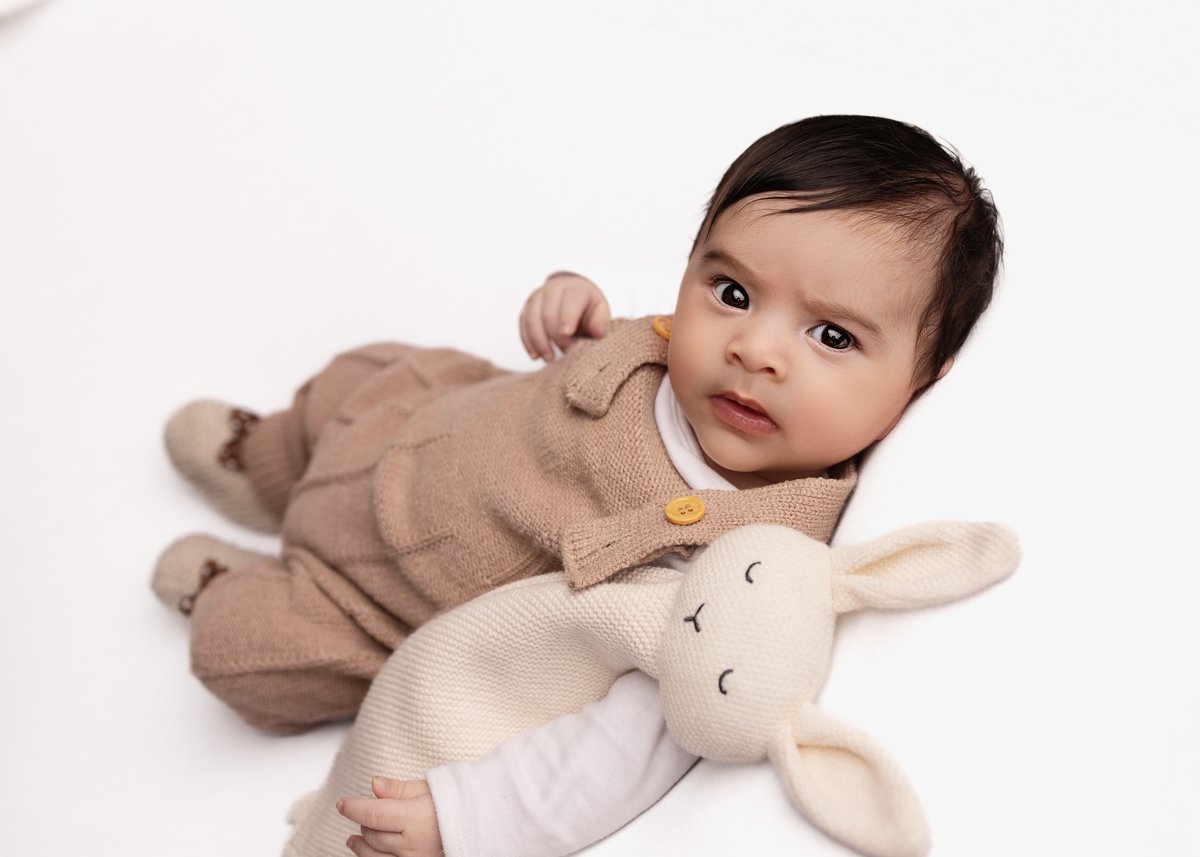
[564,316,670,417]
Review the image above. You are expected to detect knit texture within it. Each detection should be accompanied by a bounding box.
[254,318,855,633]
[150,533,271,613]
[163,400,283,533]
[284,520,1019,857]
[282,565,681,857]
[175,318,856,733]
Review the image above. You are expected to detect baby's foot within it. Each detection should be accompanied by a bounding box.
[164,400,282,533]
[152,533,271,615]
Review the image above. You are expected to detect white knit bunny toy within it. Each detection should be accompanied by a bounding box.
[284,521,1019,857]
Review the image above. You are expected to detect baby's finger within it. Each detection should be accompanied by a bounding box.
[556,286,593,349]
[539,285,566,358]
[338,796,408,831]
[521,290,552,361]
[580,296,611,339]
[345,833,390,857]
[359,826,408,855]
[372,776,430,801]
[518,300,536,358]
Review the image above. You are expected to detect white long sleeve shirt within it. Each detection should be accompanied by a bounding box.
[425,376,735,857]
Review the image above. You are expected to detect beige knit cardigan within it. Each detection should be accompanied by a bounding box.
[267,317,857,637]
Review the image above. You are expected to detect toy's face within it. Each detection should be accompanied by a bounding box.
[657,525,835,762]
[667,195,937,487]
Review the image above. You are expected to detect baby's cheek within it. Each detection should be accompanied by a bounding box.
[665,340,697,391]
[781,390,869,465]
[665,358,708,427]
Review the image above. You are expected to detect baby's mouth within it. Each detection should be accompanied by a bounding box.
[709,393,778,435]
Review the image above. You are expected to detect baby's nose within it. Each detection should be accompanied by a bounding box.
[727,334,785,378]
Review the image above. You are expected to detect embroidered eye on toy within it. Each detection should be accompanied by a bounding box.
[284,520,1018,857]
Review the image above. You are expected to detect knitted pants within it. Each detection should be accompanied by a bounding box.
[188,344,507,733]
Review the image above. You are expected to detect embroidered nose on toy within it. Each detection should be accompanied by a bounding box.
[653,521,1019,857]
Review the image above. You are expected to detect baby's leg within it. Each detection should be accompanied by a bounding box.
[162,536,390,733]
[164,344,417,532]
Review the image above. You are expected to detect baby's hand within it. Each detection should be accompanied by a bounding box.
[338,776,442,857]
[519,271,611,361]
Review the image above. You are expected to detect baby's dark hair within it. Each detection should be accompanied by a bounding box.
[694,115,1003,387]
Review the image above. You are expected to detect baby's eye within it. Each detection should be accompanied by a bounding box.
[809,323,855,351]
[714,281,749,310]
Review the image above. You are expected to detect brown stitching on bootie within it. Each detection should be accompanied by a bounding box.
[179,559,230,616]
[217,409,261,472]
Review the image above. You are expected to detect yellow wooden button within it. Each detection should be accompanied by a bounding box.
[664,495,705,525]
[652,316,672,340]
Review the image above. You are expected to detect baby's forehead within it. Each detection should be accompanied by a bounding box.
[707,199,941,316]
[730,195,949,259]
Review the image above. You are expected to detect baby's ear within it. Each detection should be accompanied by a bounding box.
[768,703,930,857]
[830,521,1019,614]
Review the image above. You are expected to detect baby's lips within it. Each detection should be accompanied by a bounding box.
[711,394,779,434]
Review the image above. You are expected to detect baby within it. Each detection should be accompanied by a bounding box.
[152,114,1002,856]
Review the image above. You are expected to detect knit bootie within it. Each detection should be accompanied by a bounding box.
[164,399,282,533]
[152,533,271,615]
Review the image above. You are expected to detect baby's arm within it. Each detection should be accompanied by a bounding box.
[519,271,611,361]
[424,670,697,857]
[334,673,691,857]
[339,778,442,857]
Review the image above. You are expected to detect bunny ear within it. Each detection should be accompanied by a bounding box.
[768,703,931,857]
[830,521,1019,614]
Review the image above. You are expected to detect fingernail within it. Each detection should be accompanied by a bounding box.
[336,798,344,813]
[373,775,390,790]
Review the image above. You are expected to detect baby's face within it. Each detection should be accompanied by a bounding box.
[668,195,938,486]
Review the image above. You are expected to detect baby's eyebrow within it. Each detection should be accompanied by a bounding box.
[702,247,885,340]
[700,247,747,273]
[804,297,884,340]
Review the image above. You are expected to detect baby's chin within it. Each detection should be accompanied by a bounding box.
[698,447,786,489]
[701,446,829,487]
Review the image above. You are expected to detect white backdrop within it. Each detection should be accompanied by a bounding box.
[1,1,1197,855]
